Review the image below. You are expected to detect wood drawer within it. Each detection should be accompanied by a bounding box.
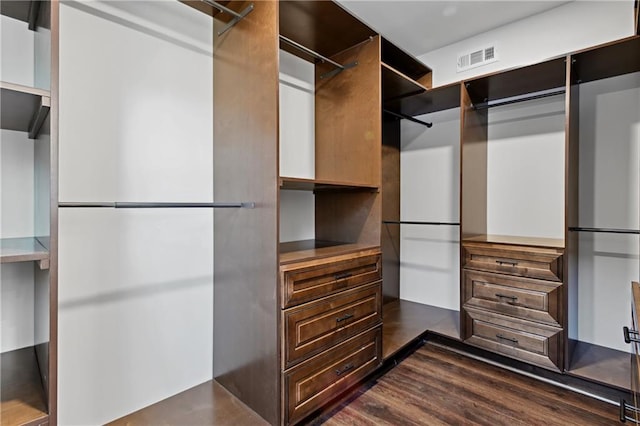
[281,250,382,308]
[463,270,562,327]
[284,326,382,425]
[462,242,563,282]
[463,307,562,371]
[283,282,382,368]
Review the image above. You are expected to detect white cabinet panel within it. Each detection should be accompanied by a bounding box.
[1,130,34,238]
[0,263,35,352]
[58,207,213,425]
[59,4,213,203]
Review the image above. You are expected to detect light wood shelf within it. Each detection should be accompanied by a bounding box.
[1,347,49,426]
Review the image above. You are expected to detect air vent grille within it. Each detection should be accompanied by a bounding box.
[457,44,498,72]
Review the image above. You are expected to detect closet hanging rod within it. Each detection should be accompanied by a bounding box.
[382,220,460,226]
[59,202,256,209]
[569,227,640,235]
[201,0,254,36]
[383,109,433,128]
[279,35,345,71]
[473,88,565,110]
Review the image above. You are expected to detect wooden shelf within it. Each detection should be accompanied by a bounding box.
[381,37,432,83]
[1,81,51,138]
[381,63,427,102]
[279,240,379,265]
[464,57,567,105]
[462,234,565,249]
[108,380,267,425]
[383,299,460,359]
[384,83,461,117]
[567,340,631,391]
[1,347,49,426]
[572,36,640,85]
[279,177,378,192]
[0,237,49,269]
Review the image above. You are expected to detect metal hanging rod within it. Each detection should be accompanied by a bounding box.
[569,227,640,235]
[59,202,255,209]
[201,0,254,36]
[279,35,358,79]
[383,109,433,128]
[383,220,460,226]
[473,88,565,110]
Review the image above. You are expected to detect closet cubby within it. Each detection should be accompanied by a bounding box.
[1,1,58,424]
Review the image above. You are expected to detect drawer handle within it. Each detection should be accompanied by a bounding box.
[623,326,640,344]
[336,313,354,323]
[335,363,355,376]
[496,334,518,344]
[335,272,353,280]
[495,293,518,302]
[496,260,518,267]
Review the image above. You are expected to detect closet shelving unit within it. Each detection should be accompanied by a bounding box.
[1,1,58,425]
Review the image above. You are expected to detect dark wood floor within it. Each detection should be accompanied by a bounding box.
[319,343,619,426]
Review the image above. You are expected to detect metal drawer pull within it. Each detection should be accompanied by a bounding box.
[623,326,640,344]
[495,293,518,302]
[620,399,640,423]
[496,259,518,267]
[335,272,353,280]
[496,334,518,344]
[336,313,354,323]
[335,363,355,376]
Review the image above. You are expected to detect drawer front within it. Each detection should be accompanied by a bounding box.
[281,251,382,308]
[462,242,563,282]
[284,282,382,368]
[463,307,562,371]
[463,270,562,326]
[284,326,382,425]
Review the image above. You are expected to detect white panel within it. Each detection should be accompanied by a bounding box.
[487,95,565,239]
[0,15,35,86]
[1,129,34,238]
[399,225,460,310]
[58,208,213,425]
[279,50,315,180]
[279,190,315,242]
[34,26,51,90]
[59,3,213,202]
[419,1,633,87]
[575,72,640,351]
[400,107,460,308]
[0,263,35,352]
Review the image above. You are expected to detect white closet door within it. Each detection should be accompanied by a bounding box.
[59,3,213,203]
[58,207,213,425]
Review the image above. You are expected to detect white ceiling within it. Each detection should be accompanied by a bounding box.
[336,1,572,56]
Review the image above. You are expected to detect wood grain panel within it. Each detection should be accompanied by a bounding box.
[283,282,382,368]
[463,270,562,326]
[315,36,381,186]
[381,37,432,82]
[284,326,382,425]
[381,115,400,302]
[381,63,426,102]
[213,2,279,424]
[385,83,461,117]
[572,36,640,84]
[462,242,564,282]
[460,82,487,239]
[315,191,381,247]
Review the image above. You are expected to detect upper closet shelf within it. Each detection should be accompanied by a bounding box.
[0,237,49,269]
[0,0,43,30]
[382,63,428,102]
[571,36,640,84]
[385,83,461,117]
[1,81,51,139]
[279,177,378,192]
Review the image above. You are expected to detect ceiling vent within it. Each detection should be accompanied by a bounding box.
[457,45,497,72]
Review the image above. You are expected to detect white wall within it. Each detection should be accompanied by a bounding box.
[420,1,635,87]
[58,2,213,424]
[400,108,460,309]
[575,72,640,352]
[0,15,34,86]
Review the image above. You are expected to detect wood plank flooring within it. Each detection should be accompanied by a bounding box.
[320,343,619,425]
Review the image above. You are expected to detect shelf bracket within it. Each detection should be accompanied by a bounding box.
[27,1,42,31]
[200,0,254,36]
[28,95,51,139]
[38,258,50,270]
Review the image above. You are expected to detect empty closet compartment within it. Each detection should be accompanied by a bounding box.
[565,36,640,391]
[1,2,54,425]
[381,82,462,356]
